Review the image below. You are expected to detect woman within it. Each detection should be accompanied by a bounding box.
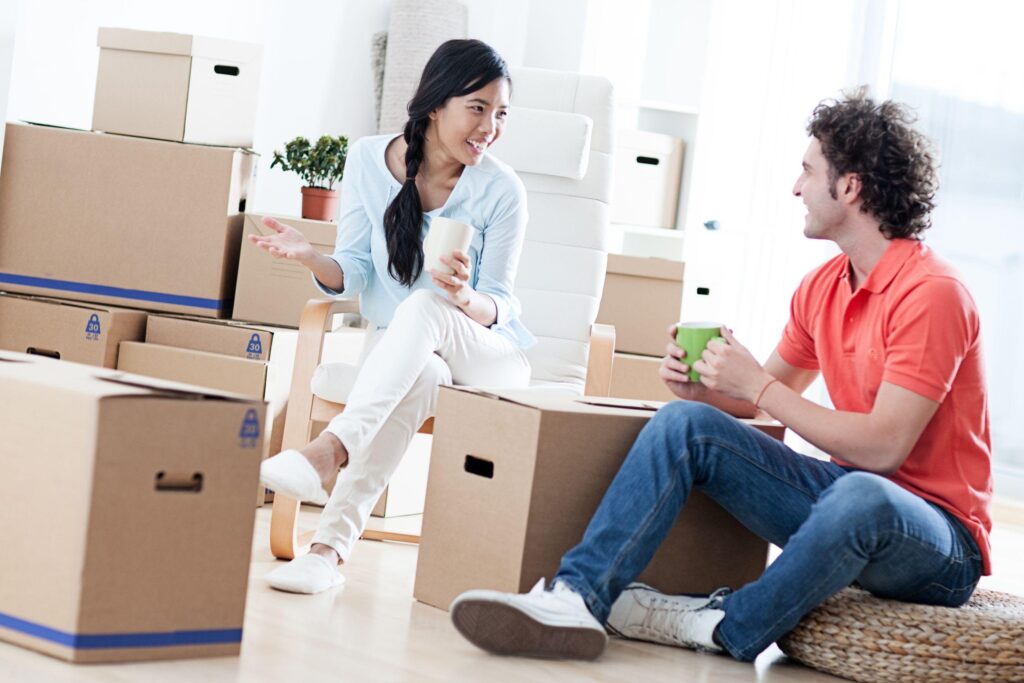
[253,39,534,594]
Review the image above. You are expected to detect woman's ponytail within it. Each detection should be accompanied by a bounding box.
[383,118,428,286]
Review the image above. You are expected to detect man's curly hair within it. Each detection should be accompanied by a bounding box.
[807,88,938,239]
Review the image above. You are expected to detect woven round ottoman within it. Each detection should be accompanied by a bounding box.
[778,587,1024,682]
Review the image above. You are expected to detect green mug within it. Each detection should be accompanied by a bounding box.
[675,321,726,382]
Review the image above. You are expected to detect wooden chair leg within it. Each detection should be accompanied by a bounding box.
[361,528,421,544]
[269,493,301,560]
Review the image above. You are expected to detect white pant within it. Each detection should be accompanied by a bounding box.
[313,289,531,559]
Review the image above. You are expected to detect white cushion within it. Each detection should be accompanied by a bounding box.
[489,107,592,180]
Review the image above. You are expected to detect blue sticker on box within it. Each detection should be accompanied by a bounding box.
[85,314,101,340]
[239,409,260,448]
[245,333,263,359]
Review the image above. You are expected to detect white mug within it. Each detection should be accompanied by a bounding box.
[422,216,474,276]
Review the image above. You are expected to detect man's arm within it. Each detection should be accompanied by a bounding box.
[756,379,938,474]
[697,331,940,474]
[660,331,819,417]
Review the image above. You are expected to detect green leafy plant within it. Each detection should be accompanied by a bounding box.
[271,134,349,190]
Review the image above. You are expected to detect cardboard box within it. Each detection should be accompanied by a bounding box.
[93,27,262,148]
[0,351,265,662]
[0,122,256,318]
[146,313,275,361]
[117,342,268,399]
[609,351,677,402]
[0,293,147,367]
[596,254,684,357]
[232,213,338,327]
[414,388,781,610]
[611,128,685,229]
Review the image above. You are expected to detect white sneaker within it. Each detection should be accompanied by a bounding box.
[265,554,345,594]
[607,583,729,653]
[450,579,608,660]
[259,449,329,505]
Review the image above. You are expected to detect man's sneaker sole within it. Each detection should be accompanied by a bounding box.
[451,598,607,660]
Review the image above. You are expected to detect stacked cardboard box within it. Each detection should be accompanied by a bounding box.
[0,28,262,318]
[0,28,272,662]
[0,293,147,367]
[0,351,265,662]
[596,254,686,401]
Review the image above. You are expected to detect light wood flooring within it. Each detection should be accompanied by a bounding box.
[2,505,1022,682]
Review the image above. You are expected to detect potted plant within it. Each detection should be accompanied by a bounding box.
[271,134,349,221]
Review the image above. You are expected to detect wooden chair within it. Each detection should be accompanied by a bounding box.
[270,67,618,560]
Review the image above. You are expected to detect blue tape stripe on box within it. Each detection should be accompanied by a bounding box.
[0,272,225,310]
[0,610,242,649]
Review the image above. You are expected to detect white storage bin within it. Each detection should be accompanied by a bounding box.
[92,27,262,148]
[611,128,685,228]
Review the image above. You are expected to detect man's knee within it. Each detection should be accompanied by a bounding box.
[638,401,730,472]
[648,400,733,446]
[817,471,902,530]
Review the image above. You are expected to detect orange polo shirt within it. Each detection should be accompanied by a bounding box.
[777,238,993,574]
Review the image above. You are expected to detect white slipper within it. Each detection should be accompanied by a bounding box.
[265,554,345,594]
[260,449,329,505]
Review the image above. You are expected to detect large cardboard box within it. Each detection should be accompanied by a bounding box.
[0,293,146,367]
[596,254,684,357]
[0,122,256,318]
[0,351,265,662]
[93,28,262,148]
[232,213,338,327]
[609,351,677,402]
[414,388,780,610]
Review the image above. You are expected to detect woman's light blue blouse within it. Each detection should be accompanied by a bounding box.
[314,134,536,350]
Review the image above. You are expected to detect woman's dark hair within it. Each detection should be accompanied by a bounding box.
[383,39,510,286]
[807,88,939,239]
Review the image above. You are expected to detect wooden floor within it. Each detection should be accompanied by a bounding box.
[3,506,1022,682]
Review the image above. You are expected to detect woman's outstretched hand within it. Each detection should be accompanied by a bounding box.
[248,216,317,265]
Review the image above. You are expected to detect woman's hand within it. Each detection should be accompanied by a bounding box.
[248,217,317,265]
[430,249,473,308]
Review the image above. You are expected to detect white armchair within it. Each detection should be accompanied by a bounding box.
[269,67,616,560]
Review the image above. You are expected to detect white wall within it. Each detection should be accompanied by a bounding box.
[0,0,20,171]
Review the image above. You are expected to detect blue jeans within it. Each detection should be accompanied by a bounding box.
[553,401,983,662]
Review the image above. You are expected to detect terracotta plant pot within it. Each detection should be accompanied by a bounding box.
[300,186,340,221]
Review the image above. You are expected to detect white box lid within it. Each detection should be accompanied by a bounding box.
[97,27,262,63]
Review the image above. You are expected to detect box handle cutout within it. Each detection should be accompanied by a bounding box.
[464,455,494,479]
[155,471,204,493]
[696,287,710,296]
[214,65,240,77]
[26,347,60,359]
[636,155,660,165]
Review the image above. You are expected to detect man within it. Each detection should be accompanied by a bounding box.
[448,90,992,663]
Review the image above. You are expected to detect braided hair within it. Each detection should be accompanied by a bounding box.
[383,39,510,286]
